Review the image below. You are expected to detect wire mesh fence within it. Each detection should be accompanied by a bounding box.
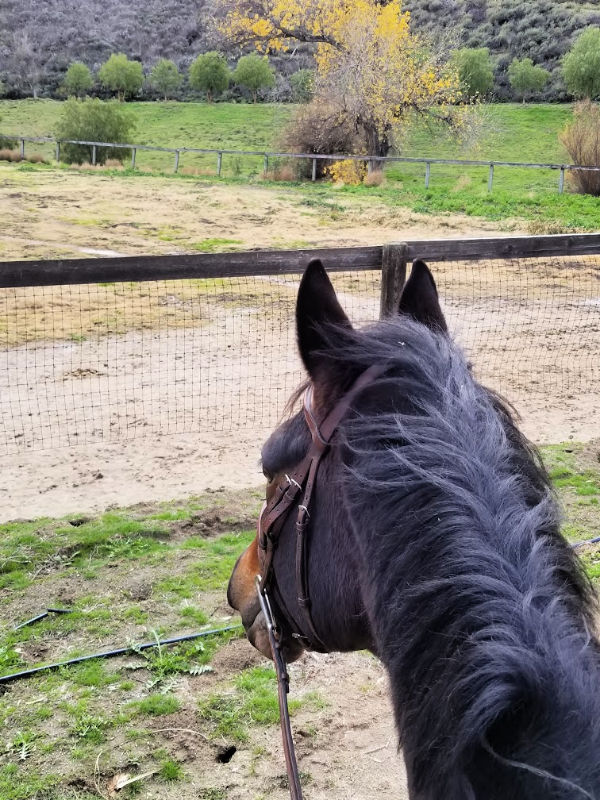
[0,245,599,454]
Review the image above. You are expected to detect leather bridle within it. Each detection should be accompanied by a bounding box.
[255,363,386,800]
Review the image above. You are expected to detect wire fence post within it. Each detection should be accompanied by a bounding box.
[488,163,494,193]
[380,243,408,319]
[173,150,180,173]
[559,167,565,194]
[312,158,317,182]
[131,148,136,169]
[217,151,222,177]
[55,141,60,162]
[425,162,431,189]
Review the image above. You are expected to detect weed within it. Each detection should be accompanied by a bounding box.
[159,758,184,781]
[136,693,181,716]
[191,238,243,253]
[198,665,302,742]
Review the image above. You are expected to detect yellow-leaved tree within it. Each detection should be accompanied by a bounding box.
[220,0,463,165]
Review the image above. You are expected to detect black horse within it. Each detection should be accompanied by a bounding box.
[228,258,600,799]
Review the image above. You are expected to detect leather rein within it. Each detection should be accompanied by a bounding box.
[255,364,386,800]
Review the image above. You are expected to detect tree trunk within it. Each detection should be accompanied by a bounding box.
[362,121,392,172]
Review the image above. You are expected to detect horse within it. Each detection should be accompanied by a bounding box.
[228,257,600,799]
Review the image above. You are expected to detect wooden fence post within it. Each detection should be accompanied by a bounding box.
[217,152,222,177]
[131,148,136,169]
[173,150,180,173]
[91,145,97,166]
[263,154,269,174]
[559,167,565,194]
[312,158,317,182]
[379,243,408,319]
[425,162,431,189]
[487,163,494,192]
[20,139,25,159]
[55,141,60,162]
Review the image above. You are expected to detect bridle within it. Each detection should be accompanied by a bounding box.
[255,363,386,800]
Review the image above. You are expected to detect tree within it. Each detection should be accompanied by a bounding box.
[220,0,462,164]
[149,59,183,100]
[55,98,136,164]
[98,53,143,101]
[62,62,93,98]
[233,53,275,102]
[563,28,600,99]
[289,69,314,102]
[188,52,230,101]
[452,48,494,98]
[508,57,549,102]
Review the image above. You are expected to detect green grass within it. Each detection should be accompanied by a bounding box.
[2,99,597,231]
[136,693,181,716]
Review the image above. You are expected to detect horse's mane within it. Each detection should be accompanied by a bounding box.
[322,317,600,796]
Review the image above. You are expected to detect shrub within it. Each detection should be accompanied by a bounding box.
[98,53,143,101]
[280,101,358,179]
[262,163,297,182]
[62,62,93,98]
[55,98,136,164]
[363,169,385,187]
[563,27,600,99]
[508,58,549,101]
[452,48,494,98]
[289,69,314,103]
[560,100,600,195]
[0,148,21,162]
[327,158,366,185]
[189,52,229,102]
[149,59,182,100]
[232,53,275,102]
[0,134,17,150]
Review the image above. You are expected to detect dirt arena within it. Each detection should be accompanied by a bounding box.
[1,253,599,522]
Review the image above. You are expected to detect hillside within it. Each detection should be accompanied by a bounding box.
[0,0,599,100]
[405,0,600,99]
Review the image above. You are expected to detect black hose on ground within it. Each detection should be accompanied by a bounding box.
[0,625,242,685]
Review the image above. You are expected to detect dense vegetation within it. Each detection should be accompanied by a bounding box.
[1,0,599,100]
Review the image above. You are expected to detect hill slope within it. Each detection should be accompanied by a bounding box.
[0,0,599,99]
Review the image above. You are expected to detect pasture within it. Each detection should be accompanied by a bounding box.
[2,101,600,230]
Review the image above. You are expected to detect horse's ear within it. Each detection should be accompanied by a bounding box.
[398,259,448,333]
[297,259,352,380]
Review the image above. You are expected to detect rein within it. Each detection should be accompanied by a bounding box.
[255,363,386,800]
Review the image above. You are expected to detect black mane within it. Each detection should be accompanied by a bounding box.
[328,317,600,799]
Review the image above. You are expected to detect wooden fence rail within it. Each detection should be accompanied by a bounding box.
[2,234,600,320]
[4,133,600,193]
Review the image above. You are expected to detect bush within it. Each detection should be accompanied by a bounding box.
[563,27,600,99]
[452,48,494,97]
[189,52,229,102]
[55,98,136,164]
[327,159,366,185]
[62,62,93,98]
[232,53,275,102]
[98,53,143,101]
[0,134,17,150]
[0,148,21,162]
[560,100,600,195]
[289,69,315,103]
[280,101,358,179]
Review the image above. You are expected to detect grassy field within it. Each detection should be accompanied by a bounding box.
[1,99,598,231]
[0,443,598,798]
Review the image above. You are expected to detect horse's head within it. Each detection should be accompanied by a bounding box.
[227,257,447,662]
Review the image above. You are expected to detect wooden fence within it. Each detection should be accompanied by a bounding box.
[4,133,600,193]
[3,233,600,318]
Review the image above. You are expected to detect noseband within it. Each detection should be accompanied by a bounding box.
[255,363,385,800]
